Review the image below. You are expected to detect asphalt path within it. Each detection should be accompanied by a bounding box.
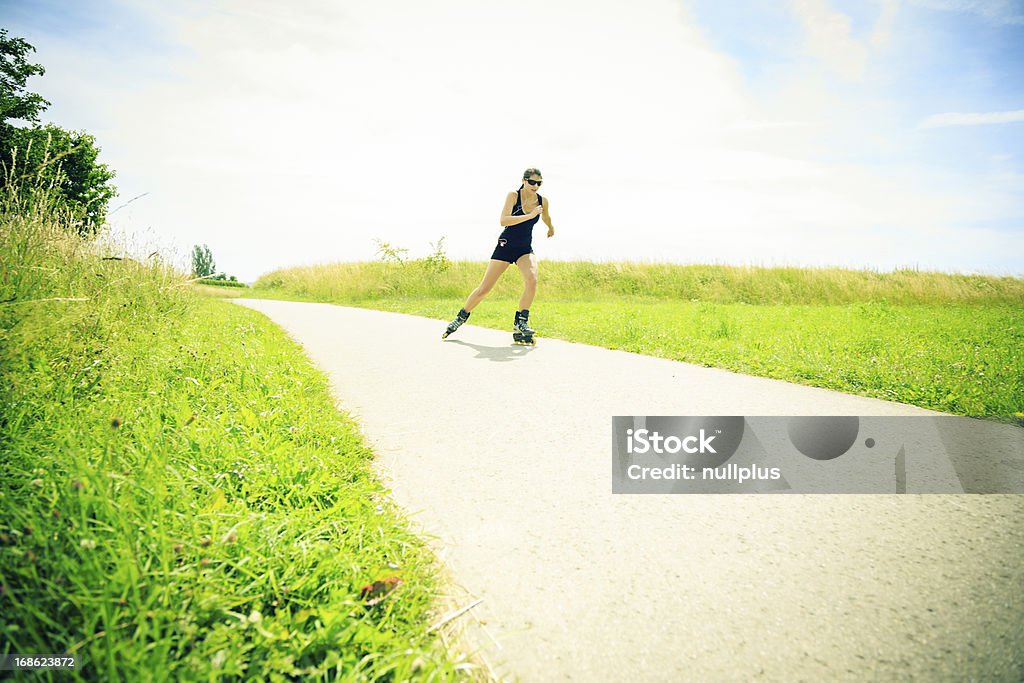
[233,299,1024,682]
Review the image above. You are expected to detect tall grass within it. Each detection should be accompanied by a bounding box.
[0,187,475,678]
[255,260,1024,306]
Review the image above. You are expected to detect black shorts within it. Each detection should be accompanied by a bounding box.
[490,238,533,264]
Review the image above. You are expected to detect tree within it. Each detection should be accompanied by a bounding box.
[192,244,215,278]
[1,124,117,234]
[0,30,117,236]
[0,29,50,125]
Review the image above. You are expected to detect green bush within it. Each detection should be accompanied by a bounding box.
[198,278,247,288]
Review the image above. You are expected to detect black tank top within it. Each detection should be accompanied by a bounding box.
[500,188,543,240]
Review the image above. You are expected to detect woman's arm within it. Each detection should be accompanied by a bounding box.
[541,197,555,237]
[499,191,541,227]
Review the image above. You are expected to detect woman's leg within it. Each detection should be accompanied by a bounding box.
[463,259,510,311]
[515,253,539,310]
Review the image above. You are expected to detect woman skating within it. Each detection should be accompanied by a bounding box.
[442,168,555,345]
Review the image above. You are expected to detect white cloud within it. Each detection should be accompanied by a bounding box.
[870,0,901,47]
[727,120,818,130]
[787,0,901,80]
[789,0,869,81]
[919,109,1024,128]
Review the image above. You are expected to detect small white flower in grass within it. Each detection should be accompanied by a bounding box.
[80,539,97,549]
[248,610,262,623]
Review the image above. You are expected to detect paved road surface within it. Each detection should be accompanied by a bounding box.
[233,299,1023,682]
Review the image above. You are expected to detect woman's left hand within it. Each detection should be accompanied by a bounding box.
[547,226,555,238]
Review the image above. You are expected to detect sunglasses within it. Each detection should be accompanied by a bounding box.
[525,178,542,187]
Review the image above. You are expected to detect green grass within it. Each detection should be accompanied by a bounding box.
[253,260,1024,305]
[245,261,1024,418]
[1,192,477,679]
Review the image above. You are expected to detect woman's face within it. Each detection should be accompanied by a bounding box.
[523,175,543,193]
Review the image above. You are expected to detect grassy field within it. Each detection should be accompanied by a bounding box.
[244,260,1024,418]
[251,260,1024,305]
[1,195,478,679]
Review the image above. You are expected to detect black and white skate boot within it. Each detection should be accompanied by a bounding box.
[442,308,470,339]
[512,309,536,346]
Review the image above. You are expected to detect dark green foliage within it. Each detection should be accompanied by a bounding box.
[0,123,117,235]
[0,30,117,235]
[191,244,215,277]
[0,28,50,124]
[198,277,247,288]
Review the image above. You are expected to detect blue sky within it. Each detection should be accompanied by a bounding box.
[2,0,191,127]
[2,0,1022,280]
[694,0,1024,165]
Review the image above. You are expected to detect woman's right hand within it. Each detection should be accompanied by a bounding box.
[530,205,543,217]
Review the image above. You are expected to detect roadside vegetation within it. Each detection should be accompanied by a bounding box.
[0,29,478,674]
[248,259,1024,418]
[196,277,247,288]
[0,186,480,680]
